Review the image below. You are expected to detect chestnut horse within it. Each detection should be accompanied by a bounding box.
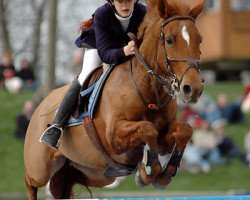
[24,0,205,199]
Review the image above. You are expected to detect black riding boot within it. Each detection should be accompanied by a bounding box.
[39,77,81,149]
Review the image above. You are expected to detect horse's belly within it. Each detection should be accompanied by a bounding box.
[59,125,107,169]
[70,161,106,180]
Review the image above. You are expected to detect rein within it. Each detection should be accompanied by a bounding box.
[129,15,201,110]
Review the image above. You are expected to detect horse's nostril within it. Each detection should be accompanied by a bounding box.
[183,85,191,96]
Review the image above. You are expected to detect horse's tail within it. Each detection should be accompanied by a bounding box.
[78,17,93,33]
[49,159,92,199]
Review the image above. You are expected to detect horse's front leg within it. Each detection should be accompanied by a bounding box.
[153,122,193,189]
[107,120,162,186]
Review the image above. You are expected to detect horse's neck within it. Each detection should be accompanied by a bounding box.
[137,19,165,81]
[139,19,162,70]
[133,19,166,99]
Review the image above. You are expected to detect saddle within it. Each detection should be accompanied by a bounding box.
[66,64,114,126]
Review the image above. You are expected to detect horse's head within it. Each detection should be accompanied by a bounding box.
[141,0,205,104]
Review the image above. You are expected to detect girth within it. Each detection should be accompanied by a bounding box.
[83,116,137,177]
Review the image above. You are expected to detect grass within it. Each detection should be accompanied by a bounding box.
[0,89,33,193]
[0,81,250,196]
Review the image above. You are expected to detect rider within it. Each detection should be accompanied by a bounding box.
[40,0,146,149]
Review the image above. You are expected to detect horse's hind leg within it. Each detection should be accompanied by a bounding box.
[25,172,38,200]
[49,160,73,199]
[49,160,89,199]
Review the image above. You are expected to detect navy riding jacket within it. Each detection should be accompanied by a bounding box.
[75,3,146,65]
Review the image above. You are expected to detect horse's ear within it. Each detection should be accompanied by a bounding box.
[158,0,176,19]
[189,0,205,19]
[145,0,160,23]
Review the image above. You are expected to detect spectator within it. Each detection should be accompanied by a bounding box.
[4,76,23,93]
[215,124,248,166]
[15,100,34,141]
[217,92,243,124]
[188,92,226,129]
[180,106,203,129]
[0,51,16,87]
[182,141,211,173]
[241,83,250,113]
[16,58,36,89]
[244,131,250,167]
[192,120,223,165]
[242,83,250,101]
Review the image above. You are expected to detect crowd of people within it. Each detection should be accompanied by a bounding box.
[0,50,38,141]
[0,50,37,93]
[0,49,84,143]
[181,120,249,173]
[180,84,250,173]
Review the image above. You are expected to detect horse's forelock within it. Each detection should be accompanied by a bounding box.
[174,0,192,16]
[174,0,205,18]
[165,0,201,17]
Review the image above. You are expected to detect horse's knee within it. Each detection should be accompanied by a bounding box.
[109,121,158,154]
[174,123,193,151]
[139,122,158,149]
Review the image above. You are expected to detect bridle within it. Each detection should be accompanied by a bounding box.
[129,15,202,110]
[160,15,201,95]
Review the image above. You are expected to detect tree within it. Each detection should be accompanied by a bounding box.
[0,0,12,53]
[0,0,102,86]
[0,0,46,72]
[29,0,46,69]
[44,0,58,94]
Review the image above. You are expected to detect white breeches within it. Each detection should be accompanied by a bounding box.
[78,48,102,85]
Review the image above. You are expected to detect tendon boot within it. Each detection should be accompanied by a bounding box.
[39,77,81,149]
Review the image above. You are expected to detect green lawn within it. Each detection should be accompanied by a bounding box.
[0,81,249,196]
[0,89,33,193]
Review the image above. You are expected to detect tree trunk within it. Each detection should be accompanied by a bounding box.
[31,1,46,71]
[0,0,12,53]
[45,0,58,95]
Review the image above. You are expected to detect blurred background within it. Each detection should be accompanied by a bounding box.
[0,0,250,199]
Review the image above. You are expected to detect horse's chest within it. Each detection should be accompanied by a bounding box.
[149,113,174,131]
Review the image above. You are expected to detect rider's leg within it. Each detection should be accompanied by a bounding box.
[40,48,102,149]
[78,49,102,85]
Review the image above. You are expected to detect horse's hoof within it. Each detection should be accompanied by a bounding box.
[154,174,172,189]
[135,171,147,187]
[152,182,167,190]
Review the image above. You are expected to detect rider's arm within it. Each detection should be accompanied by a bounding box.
[93,4,126,65]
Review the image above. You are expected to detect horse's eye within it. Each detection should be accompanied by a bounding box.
[166,37,173,46]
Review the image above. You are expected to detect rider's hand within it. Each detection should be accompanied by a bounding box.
[124,41,135,56]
